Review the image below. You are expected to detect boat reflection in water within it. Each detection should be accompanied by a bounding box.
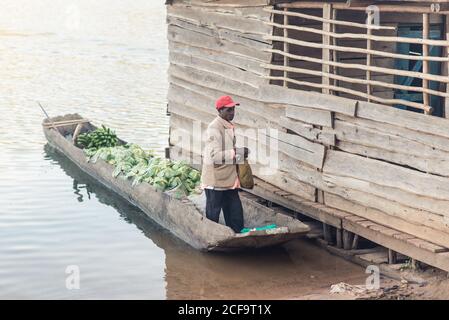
[44,144,367,300]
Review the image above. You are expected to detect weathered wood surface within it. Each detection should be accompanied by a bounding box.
[357,100,449,139]
[258,84,357,116]
[169,63,261,101]
[324,150,449,204]
[278,153,326,190]
[250,178,346,228]
[325,193,449,248]
[343,217,449,272]
[167,3,272,35]
[323,171,449,219]
[167,24,272,62]
[336,141,449,177]
[336,113,449,153]
[279,116,336,146]
[167,16,271,50]
[168,82,282,129]
[169,51,266,88]
[170,75,283,120]
[285,105,333,127]
[260,130,326,169]
[277,148,449,246]
[323,151,449,218]
[333,119,449,176]
[252,164,317,201]
[171,0,272,9]
[169,41,269,76]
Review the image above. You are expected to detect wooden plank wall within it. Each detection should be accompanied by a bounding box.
[167,0,449,250]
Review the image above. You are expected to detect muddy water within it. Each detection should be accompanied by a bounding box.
[0,0,367,299]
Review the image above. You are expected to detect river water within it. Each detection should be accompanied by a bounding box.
[0,0,367,299]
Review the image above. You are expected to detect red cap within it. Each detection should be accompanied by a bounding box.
[215,95,240,110]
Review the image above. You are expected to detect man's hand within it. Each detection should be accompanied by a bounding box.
[235,147,250,163]
[243,147,249,159]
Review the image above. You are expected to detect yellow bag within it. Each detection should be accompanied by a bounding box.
[237,160,254,189]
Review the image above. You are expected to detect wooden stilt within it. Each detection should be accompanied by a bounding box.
[411,259,421,270]
[343,230,353,250]
[388,249,397,264]
[351,234,359,250]
[323,223,333,243]
[336,228,343,248]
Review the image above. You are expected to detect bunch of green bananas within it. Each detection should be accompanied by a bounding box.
[77,125,118,150]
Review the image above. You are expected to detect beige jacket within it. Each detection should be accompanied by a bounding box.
[201,116,238,189]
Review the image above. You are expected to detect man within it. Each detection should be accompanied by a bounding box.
[201,95,249,233]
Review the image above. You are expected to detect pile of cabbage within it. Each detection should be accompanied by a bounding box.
[85,144,201,197]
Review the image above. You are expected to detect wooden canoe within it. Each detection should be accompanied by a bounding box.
[42,113,310,251]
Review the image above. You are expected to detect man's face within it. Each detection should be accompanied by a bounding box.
[219,106,235,122]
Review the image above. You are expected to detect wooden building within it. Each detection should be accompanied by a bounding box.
[165,0,449,272]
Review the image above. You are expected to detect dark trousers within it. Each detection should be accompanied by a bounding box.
[205,189,244,233]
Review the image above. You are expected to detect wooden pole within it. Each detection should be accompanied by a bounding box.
[343,230,354,250]
[323,223,333,243]
[388,249,398,264]
[261,57,449,97]
[277,2,449,14]
[336,228,343,248]
[423,13,431,114]
[367,10,373,102]
[264,74,433,112]
[351,234,360,250]
[283,7,289,88]
[265,8,396,30]
[332,8,338,93]
[263,59,449,97]
[322,3,332,95]
[265,20,449,48]
[445,15,449,118]
[262,44,449,83]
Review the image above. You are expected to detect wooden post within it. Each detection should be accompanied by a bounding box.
[283,8,289,88]
[423,13,431,114]
[388,249,397,264]
[445,15,449,118]
[366,10,373,102]
[322,3,332,95]
[411,258,421,270]
[332,8,338,94]
[351,234,360,250]
[336,228,343,248]
[343,230,354,250]
[323,223,333,243]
